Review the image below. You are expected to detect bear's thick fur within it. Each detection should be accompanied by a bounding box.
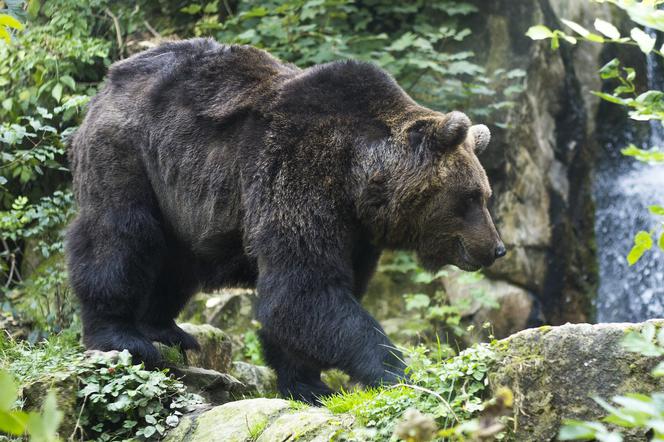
[66,38,504,403]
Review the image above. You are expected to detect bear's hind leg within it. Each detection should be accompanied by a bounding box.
[259,330,333,405]
[138,247,200,351]
[66,208,166,367]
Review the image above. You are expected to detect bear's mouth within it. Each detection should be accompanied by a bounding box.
[456,238,482,271]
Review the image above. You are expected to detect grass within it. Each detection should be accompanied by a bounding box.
[319,343,497,440]
[0,328,83,384]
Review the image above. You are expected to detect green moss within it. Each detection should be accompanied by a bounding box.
[158,343,186,366]
[538,325,553,333]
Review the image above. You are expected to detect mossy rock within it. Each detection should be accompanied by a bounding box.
[178,323,233,373]
[490,320,664,441]
[163,398,352,442]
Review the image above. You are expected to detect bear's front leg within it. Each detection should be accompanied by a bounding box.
[255,261,406,403]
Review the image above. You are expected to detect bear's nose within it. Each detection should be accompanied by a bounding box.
[495,243,506,259]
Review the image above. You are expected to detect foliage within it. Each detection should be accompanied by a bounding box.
[559,322,664,441]
[322,342,496,441]
[0,0,115,336]
[77,350,202,441]
[0,334,203,441]
[0,11,22,43]
[182,0,524,122]
[526,0,664,265]
[242,327,265,366]
[0,0,524,338]
[0,370,62,442]
[380,252,498,343]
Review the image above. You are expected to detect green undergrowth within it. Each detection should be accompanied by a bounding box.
[322,342,497,440]
[0,333,202,441]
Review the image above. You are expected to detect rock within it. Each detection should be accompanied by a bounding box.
[22,371,80,438]
[442,269,544,340]
[490,320,664,441]
[256,407,352,442]
[179,289,256,331]
[163,397,355,442]
[173,366,243,405]
[178,323,233,373]
[230,361,277,397]
[458,0,611,324]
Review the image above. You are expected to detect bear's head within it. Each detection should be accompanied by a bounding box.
[356,109,505,272]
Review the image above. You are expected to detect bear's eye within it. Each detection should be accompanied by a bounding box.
[456,191,482,216]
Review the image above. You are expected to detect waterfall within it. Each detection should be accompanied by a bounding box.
[595,34,664,322]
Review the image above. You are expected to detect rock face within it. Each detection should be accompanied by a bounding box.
[459,0,613,324]
[490,321,664,441]
[163,398,354,442]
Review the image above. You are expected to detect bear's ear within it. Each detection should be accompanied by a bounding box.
[408,111,471,153]
[469,124,491,154]
[439,111,471,148]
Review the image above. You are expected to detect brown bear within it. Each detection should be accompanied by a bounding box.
[66,38,505,404]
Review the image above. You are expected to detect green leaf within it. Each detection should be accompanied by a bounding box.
[627,231,653,265]
[0,26,10,43]
[0,410,28,435]
[561,19,589,37]
[526,25,553,40]
[649,205,664,216]
[35,392,62,442]
[621,145,664,163]
[405,293,431,311]
[631,27,656,54]
[653,361,664,377]
[51,83,63,102]
[180,4,201,14]
[612,394,658,416]
[59,75,75,90]
[592,91,628,105]
[600,58,620,79]
[559,419,601,440]
[594,18,621,39]
[0,14,24,31]
[27,0,41,18]
[0,371,18,411]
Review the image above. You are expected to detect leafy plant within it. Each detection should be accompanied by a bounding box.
[1,334,203,442]
[380,252,498,342]
[0,11,22,43]
[526,0,664,265]
[322,342,496,441]
[0,369,62,442]
[181,0,523,122]
[76,350,202,441]
[0,0,112,334]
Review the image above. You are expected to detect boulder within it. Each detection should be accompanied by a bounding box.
[442,269,544,340]
[178,323,233,373]
[490,321,664,441]
[179,289,256,331]
[163,398,353,442]
[172,366,243,405]
[230,361,277,397]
